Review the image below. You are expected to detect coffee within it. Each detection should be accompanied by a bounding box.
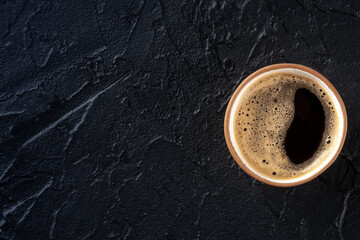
[233,72,339,180]
[284,88,325,164]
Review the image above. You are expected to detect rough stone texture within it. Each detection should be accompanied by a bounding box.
[0,0,360,239]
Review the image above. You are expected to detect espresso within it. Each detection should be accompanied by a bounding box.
[284,88,325,164]
[234,72,339,180]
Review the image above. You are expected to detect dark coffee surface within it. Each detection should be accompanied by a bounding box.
[1,0,360,239]
[285,88,325,164]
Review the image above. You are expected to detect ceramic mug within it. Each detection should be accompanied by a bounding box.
[224,63,347,187]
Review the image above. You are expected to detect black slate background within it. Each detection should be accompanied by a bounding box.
[1,0,360,239]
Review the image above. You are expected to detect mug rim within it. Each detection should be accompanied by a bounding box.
[224,63,348,187]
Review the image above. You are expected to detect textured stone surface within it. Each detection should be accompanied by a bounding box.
[1,0,360,239]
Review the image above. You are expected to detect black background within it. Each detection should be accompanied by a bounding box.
[1,0,360,239]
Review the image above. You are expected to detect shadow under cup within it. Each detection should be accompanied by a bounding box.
[224,64,347,187]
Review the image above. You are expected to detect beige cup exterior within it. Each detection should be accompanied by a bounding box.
[224,63,348,187]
